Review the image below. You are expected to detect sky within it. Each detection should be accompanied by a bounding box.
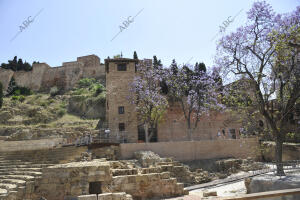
[0,0,298,69]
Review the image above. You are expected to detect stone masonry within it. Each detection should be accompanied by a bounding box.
[0,55,105,93]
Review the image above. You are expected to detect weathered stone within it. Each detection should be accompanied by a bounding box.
[203,191,217,197]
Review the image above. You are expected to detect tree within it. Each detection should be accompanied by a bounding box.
[170,59,178,75]
[0,82,3,109]
[129,63,168,142]
[195,62,206,73]
[165,64,223,140]
[0,56,33,71]
[216,1,300,175]
[153,55,162,69]
[6,77,16,96]
[133,51,138,59]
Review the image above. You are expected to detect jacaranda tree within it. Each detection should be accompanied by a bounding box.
[216,1,300,175]
[129,62,168,143]
[165,63,224,140]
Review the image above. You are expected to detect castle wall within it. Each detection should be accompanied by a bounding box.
[0,68,14,92]
[0,55,105,92]
[157,103,242,142]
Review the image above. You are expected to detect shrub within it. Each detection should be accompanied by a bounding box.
[19,95,25,102]
[57,109,66,117]
[50,87,59,97]
[78,78,96,88]
[11,95,25,102]
[72,88,85,95]
[91,83,105,96]
[16,87,32,96]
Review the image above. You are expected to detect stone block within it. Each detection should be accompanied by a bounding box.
[98,193,112,200]
[112,192,127,200]
[77,194,97,200]
[203,191,217,197]
[160,172,170,179]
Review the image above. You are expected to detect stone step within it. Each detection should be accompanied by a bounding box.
[0,160,31,164]
[160,165,175,171]
[141,167,162,174]
[156,162,175,166]
[0,183,17,191]
[0,188,7,195]
[0,171,42,177]
[112,169,138,176]
[0,168,42,172]
[0,179,26,187]
[0,164,52,169]
[0,147,87,156]
[0,175,36,181]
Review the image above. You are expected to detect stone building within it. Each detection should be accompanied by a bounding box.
[105,58,139,143]
[104,58,242,143]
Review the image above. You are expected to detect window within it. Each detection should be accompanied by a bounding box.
[118,106,124,114]
[119,123,125,131]
[117,63,127,71]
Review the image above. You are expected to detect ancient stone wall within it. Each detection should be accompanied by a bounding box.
[0,68,15,93]
[120,138,260,161]
[34,160,111,200]
[158,102,243,142]
[0,55,105,92]
[0,138,64,152]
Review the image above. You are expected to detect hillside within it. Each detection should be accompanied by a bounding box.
[0,78,106,141]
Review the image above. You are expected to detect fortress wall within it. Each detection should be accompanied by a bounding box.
[30,63,51,91]
[14,71,33,89]
[41,66,66,91]
[0,68,14,92]
[158,103,242,142]
[0,55,106,92]
[63,62,84,90]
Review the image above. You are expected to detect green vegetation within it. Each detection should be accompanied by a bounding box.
[11,95,25,102]
[72,78,105,99]
[133,51,138,59]
[0,56,36,71]
[50,86,59,97]
[6,77,33,97]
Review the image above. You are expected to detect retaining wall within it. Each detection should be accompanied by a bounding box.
[0,138,64,152]
[120,138,259,161]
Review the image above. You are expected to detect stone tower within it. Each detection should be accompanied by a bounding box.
[105,58,139,143]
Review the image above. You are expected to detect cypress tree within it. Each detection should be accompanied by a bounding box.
[133,51,138,59]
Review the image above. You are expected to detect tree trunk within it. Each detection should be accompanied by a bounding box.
[188,128,193,141]
[144,124,149,143]
[275,134,285,176]
[187,118,192,141]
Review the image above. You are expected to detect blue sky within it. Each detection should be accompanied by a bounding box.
[0,0,298,68]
